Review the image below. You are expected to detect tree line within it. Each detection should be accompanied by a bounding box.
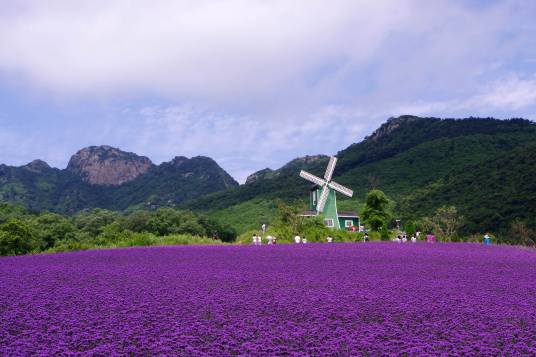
[0,203,237,256]
[361,189,536,245]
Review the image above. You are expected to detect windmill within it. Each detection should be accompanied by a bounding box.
[299,157,358,230]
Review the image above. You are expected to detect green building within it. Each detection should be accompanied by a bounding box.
[298,157,359,230]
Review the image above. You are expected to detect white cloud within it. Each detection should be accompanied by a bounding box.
[119,103,367,182]
[0,127,66,167]
[0,0,410,99]
[474,75,536,110]
[391,75,536,118]
[0,0,535,181]
[1,0,534,105]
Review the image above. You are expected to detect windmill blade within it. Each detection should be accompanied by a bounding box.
[329,181,354,197]
[324,156,337,181]
[299,170,326,187]
[316,186,330,212]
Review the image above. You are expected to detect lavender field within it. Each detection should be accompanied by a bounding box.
[1,243,536,355]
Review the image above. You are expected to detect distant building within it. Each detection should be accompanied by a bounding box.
[298,157,359,230]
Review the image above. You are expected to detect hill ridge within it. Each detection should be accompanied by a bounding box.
[1,116,535,236]
[0,146,238,213]
[184,116,536,234]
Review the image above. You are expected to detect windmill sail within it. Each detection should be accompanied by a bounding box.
[329,181,353,197]
[299,170,326,187]
[324,157,337,181]
[298,156,354,215]
[316,185,330,212]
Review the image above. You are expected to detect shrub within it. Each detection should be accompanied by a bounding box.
[32,213,76,249]
[361,190,390,231]
[404,221,417,237]
[0,218,38,255]
[74,209,120,238]
[380,225,391,241]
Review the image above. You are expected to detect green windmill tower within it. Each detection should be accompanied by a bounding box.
[299,157,359,229]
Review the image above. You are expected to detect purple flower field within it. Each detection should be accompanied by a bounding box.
[1,243,536,355]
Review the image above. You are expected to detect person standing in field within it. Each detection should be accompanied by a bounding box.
[363,233,369,242]
[411,234,417,243]
[483,233,492,245]
[252,234,258,245]
[266,235,273,244]
[426,233,436,243]
[302,237,307,244]
[326,235,333,243]
[261,223,266,233]
[294,235,301,244]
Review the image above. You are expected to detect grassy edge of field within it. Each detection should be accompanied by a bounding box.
[43,232,226,254]
[8,232,534,257]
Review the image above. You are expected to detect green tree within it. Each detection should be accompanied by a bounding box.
[197,215,237,242]
[361,190,390,231]
[275,200,304,239]
[32,212,76,249]
[175,213,205,236]
[121,210,152,233]
[0,218,37,255]
[424,206,463,241]
[74,209,120,238]
[0,203,27,224]
[404,221,417,237]
[380,224,391,241]
[300,216,330,242]
[147,208,182,235]
[146,209,200,236]
[509,219,535,246]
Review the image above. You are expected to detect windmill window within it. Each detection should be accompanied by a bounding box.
[324,219,334,227]
[312,191,317,204]
[345,220,353,228]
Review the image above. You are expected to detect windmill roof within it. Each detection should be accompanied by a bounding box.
[338,211,359,218]
[298,210,358,218]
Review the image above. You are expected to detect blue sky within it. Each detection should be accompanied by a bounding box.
[0,0,535,182]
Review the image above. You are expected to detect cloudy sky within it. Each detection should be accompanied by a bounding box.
[0,0,535,182]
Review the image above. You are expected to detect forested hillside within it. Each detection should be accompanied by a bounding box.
[184,116,536,234]
[0,147,238,213]
[0,202,236,256]
[398,143,536,233]
[1,116,534,238]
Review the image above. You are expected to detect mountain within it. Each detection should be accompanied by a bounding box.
[1,117,534,236]
[0,161,102,213]
[104,155,239,211]
[398,143,536,233]
[67,146,153,185]
[0,146,238,213]
[182,154,331,233]
[24,159,51,173]
[184,116,536,234]
[332,116,536,201]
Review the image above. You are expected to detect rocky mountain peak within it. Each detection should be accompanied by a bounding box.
[171,156,189,167]
[369,115,422,141]
[245,168,274,185]
[67,145,153,186]
[281,155,329,170]
[244,155,329,185]
[23,159,51,173]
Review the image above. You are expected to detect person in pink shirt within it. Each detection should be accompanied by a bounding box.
[426,233,436,243]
